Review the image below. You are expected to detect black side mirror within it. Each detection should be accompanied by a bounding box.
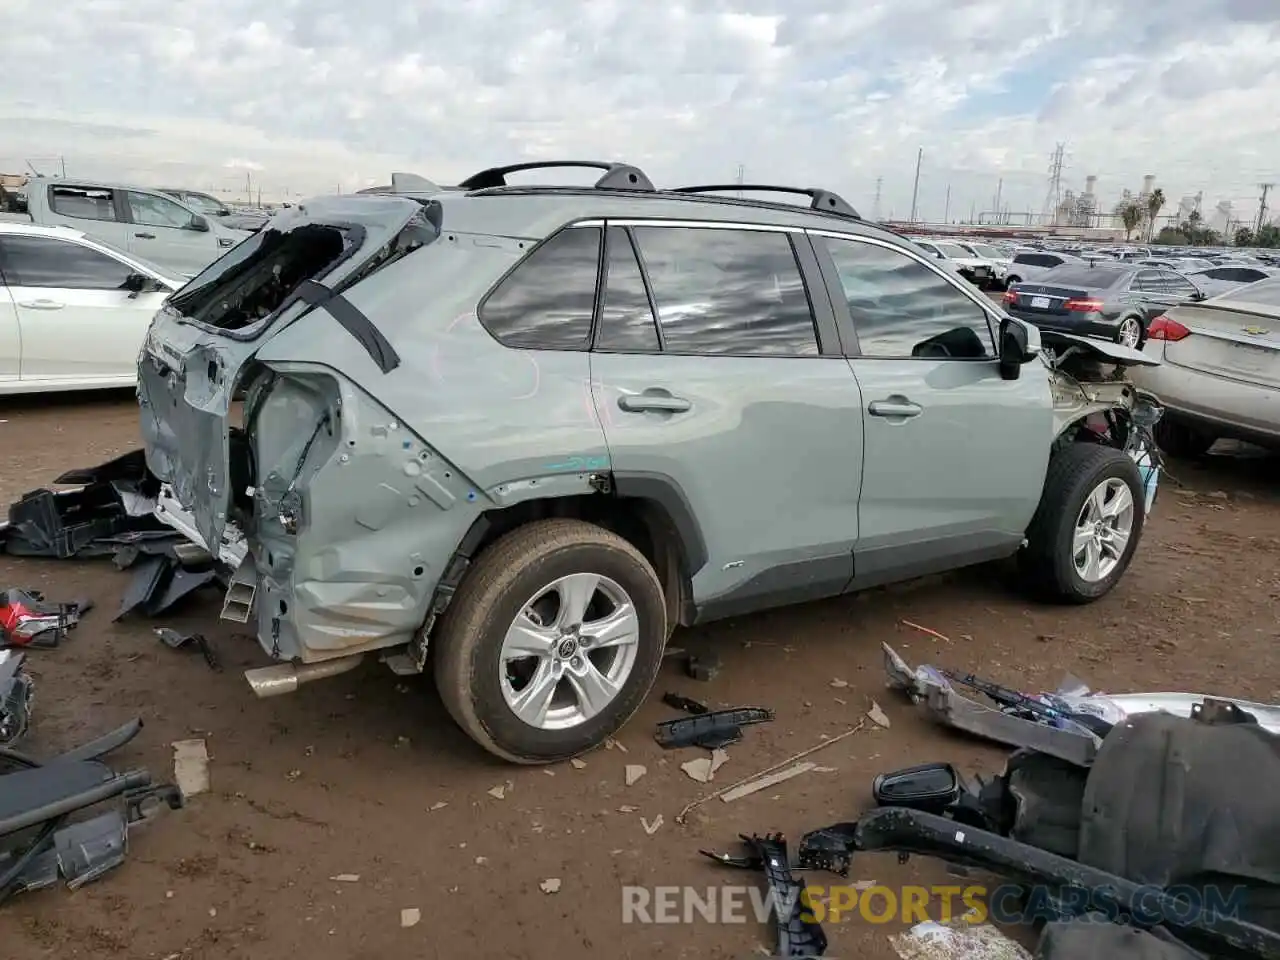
[188,214,210,232]
[873,762,961,812]
[999,317,1034,380]
[122,272,149,297]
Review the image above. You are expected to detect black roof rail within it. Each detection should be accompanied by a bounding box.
[459,161,655,192]
[672,184,860,219]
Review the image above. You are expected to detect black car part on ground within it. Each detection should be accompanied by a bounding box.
[0,718,182,903]
[662,692,709,715]
[154,628,220,672]
[706,834,827,958]
[1038,914,1208,960]
[849,807,1280,960]
[0,449,166,560]
[0,590,91,648]
[114,554,219,621]
[0,652,32,746]
[654,707,775,749]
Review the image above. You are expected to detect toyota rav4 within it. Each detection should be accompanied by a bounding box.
[137,161,1164,763]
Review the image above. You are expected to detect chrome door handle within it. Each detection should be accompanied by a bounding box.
[18,299,64,310]
[868,397,923,419]
[134,232,156,239]
[618,394,692,413]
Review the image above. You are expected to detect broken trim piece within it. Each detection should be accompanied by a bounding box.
[293,279,401,373]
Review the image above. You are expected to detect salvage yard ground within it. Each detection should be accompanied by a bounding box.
[2,391,1279,960]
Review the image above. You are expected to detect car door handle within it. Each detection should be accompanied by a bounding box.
[18,299,64,310]
[134,232,156,240]
[618,393,692,414]
[868,397,923,419]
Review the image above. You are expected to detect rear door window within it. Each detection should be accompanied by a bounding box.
[630,226,819,357]
[48,186,119,222]
[1159,271,1199,298]
[1132,270,1166,294]
[595,227,659,352]
[480,225,600,350]
[0,235,134,289]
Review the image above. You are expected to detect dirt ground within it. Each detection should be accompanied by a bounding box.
[1,390,1278,960]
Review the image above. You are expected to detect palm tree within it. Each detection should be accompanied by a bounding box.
[1146,187,1165,242]
[1120,202,1143,241]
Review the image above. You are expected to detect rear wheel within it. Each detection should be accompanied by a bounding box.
[1020,444,1145,603]
[1115,316,1143,349]
[1006,274,1022,286]
[433,518,667,763]
[1154,417,1216,459]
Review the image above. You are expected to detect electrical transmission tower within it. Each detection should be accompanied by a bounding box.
[1043,143,1066,223]
[871,177,883,221]
[1257,182,1274,234]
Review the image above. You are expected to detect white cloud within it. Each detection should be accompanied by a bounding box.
[0,0,1276,220]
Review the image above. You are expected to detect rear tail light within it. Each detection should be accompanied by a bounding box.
[1001,290,1018,304]
[1147,315,1191,341]
[1063,298,1104,312]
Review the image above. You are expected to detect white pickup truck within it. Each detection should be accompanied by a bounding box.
[1,178,249,277]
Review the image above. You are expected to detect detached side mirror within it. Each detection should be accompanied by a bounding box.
[188,214,210,232]
[999,316,1040,380]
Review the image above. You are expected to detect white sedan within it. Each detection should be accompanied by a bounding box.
[0,222,181,393]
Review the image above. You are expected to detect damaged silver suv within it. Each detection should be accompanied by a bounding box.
[137,161,1164,763]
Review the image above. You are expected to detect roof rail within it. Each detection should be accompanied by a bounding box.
[672,184,860,219]
[459,161,655,192]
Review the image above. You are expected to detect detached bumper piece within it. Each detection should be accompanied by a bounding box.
[114,554,219,621]
[0,450,173,560]
[654,707,775,750]
[705,833,827,958]
[0,719,183,903]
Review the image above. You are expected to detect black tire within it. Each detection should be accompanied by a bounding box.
[1153,417,1216,459]
[1020,444,1146,604]
[433,518,667,764]
[1006,275,1022,286]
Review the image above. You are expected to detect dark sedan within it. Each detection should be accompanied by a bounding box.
[1002,263,1205,348]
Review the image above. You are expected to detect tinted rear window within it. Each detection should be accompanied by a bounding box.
[1041,266,1130,288]
[1221,277,1280,308]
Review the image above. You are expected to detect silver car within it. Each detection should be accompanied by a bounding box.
[1130,276,1280,455]
[1005,251,1085,287]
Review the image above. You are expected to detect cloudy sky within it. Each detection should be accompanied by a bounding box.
[2,0,1277,223]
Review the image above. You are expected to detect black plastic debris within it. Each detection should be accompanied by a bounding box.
[662,692,709,715]
[685,651,721,682]
[154,628,220,672]
[655,707,775,750]
[0,651,32,746]
[704,833,827,957]
[1,449,166,560]
[0,590,91,648]
[0,717,183,903]
[115,556,218,621]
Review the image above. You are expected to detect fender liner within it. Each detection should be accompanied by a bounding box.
[610,471,708,577]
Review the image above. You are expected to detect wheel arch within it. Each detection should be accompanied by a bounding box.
[421,473,706,655]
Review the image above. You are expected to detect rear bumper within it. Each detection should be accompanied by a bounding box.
[1006,309,1121,343]
[1129,347,1280,445]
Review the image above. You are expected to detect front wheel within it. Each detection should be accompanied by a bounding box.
[1020,444,1146,603]
[433,518,667,763]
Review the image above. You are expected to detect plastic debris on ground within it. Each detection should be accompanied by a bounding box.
[0,590,91,648]
[888,917,1031,960]
[655,707,775,750]
[154,628,221,672]
[171,739,210,798]
[0,650,32,746]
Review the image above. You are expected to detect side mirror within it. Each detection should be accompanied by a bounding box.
[1190,289,1207,302]
[188,214,210,232]
[122,272,150,297]
[999,317,1040,380]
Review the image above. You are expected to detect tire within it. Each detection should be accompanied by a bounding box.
[1006,275,1021,286]
[1153,417,1216,459]
[1020,444,1146,604]
[433,518,667,763]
